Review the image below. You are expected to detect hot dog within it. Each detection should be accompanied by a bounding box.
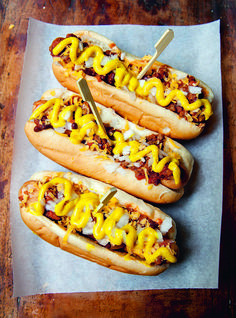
[24,88,194,204]
[18,171,178,275]
[49,30,214,140]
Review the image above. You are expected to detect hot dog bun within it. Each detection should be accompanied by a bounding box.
[50,30,214,140]
[24,88,194,204]
[18,171,178,275]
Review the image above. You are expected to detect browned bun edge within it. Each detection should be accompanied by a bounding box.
[73,30,120,53]
[19,206,169,275]
[19,171,176,275]
[51,30,214,139]
[52,63,203,140]
[26,171,178,231]
[40,88,194,189]
[24,121,184,204]
[70,30,212,102]
[160,139,194,190]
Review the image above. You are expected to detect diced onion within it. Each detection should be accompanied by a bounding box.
[123,129,134,140]
[101,55,110,66]
[158,149,168,159]
[122,146,131,155]
[116,155,126,162]
[74,65,81,71]
[118,156,131,164]
[148,157,153,167]
[57,191,64,200]
[79,41,83,51]
[82,218,95,235]
[139,80,146,88]
[97,237,109,246]
[45,200,56,212]
[101,54,118,66]
[156,229,164,242]
[85,57,94,68]
[120,52,126,60]
[150,87,157,96]
[181,90,188,96]
[54,122,72,133]
[65,122,72,130]
[63,111,72,121]
[54,127,67,134]
[116,213,129,228]
[136,225,143,235]
[148,93,157,104]
[165,88,171,96]
[160,217,173,234]
[188,86,202,94]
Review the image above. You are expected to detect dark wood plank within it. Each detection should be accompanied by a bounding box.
[0,0,235,317]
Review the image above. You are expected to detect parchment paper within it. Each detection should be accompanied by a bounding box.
[10,18,223,296]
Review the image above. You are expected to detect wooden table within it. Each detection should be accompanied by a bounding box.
[0,1,235,317]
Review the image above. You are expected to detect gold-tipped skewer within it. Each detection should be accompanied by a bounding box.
[137,29,174,80]
[77,78,107,136]
[95,187,117,214]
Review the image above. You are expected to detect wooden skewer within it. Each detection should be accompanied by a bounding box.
[95,187,117,214]
[137,29,174,80]
[76,78,107,136]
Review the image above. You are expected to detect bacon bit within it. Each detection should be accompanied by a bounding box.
[187,93,198,103]
[95,74,103,82]
[109,42,116,49]
[20,193,29,204]
[49,37,65,56]
[32,100,47,112]
[147,171,160,186]
[146,133,164,145]
[187,75,197,86]
[134,168,146,181]
[154,256,164,265]
[66,33,78,39]
[90,144,100,151]
[125,203,135,210]
[202,86,210,98]
[44,210,61,221]
[178,80,188,92]
[156,218,163,225]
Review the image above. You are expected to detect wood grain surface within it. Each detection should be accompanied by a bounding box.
[0,0,235,317]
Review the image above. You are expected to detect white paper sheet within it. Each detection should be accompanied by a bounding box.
[10,18,223,296]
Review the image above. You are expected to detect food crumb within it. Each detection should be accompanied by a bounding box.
[9,24,15,30]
